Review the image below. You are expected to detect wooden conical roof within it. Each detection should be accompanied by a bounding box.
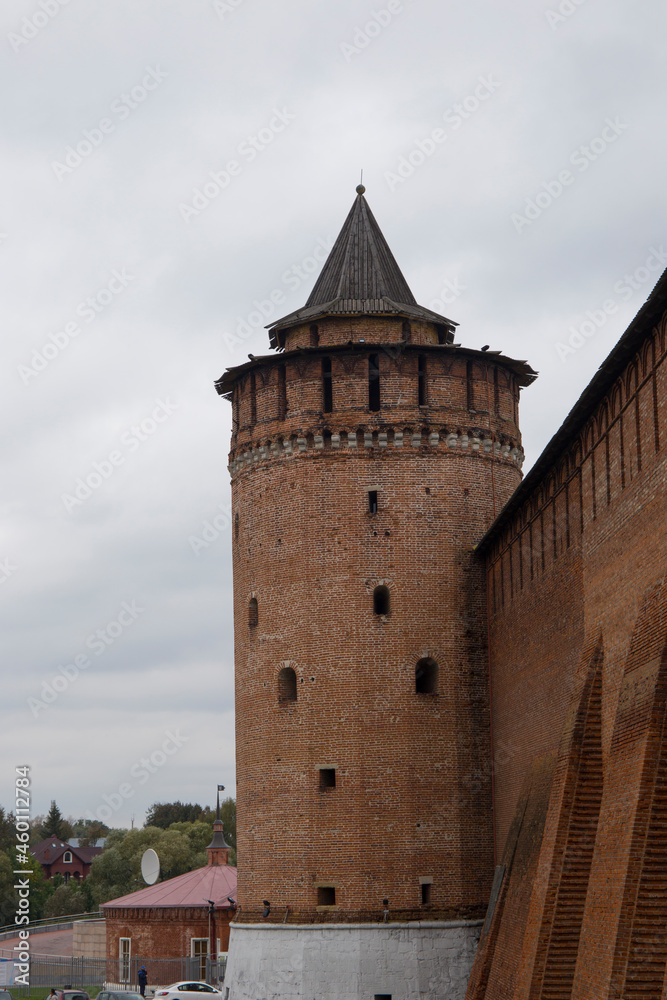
[267,187,457,348]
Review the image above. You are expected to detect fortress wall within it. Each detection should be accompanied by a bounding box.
[476,302,667,999]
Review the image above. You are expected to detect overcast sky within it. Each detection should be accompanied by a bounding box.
[1,0,665,830]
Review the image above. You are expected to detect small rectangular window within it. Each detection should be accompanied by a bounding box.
[233,387,240,431]
[317,886,336,906]
[278,364,287,420]
[375,995,392,999]
[319,768,336,789]
[249,598,258,628]
[421,883,432,905]
[418,355,427,406]
[369,354,380,411]
[322,357,333,412]
[249,371,257,425]
[466,360,474,411]
[368,490,378,514]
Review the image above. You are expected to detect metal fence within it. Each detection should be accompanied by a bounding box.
[8,956,106,993]
[0,914,103,942]
[6,955,227,995]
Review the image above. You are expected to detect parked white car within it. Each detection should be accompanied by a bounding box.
[154,984,223,1000]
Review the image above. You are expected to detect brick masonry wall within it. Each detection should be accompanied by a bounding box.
[476,307,667,998]
[104,907,233,961]
[466,755,556,1000]
[226,324,527,920]
[38,855,96,880]
[282,316,448,350]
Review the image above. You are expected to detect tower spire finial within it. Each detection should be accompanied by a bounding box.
[206,784,230,865]
[356,169,365,195]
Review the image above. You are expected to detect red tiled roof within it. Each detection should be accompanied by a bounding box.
[101,865,237,910]
[75,846,104,863]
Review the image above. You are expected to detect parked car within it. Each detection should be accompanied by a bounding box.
[49,990,90,1000]
[95,993,143,1000]
[0,989,12,1000]
[154,984,224,1000]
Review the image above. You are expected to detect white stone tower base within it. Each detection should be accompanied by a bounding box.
[223,920,482,1000]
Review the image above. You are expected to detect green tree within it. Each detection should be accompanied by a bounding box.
[6,849,55,921]
[0,808,15,853]
[168,821,216,854]
[88,847,135,905]
[70,819,110,846]
[145,802,206,828]
[0,851,18,929]
[43,883,86,918]
[154,830,193,881]
[37,801,73,841]
[79,875,96,912]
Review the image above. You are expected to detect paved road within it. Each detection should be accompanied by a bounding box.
[0,928,73,958]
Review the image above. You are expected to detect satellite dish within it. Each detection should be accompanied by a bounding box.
[141,848,160,885]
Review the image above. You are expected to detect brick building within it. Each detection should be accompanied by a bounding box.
[102,817,236,981]
[215,186,667,998]
[31,838,102,881]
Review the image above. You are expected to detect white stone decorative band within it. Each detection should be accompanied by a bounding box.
[227,919,484,931]
[228,426,524,477]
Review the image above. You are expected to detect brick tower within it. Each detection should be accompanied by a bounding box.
[215,186,536,1000]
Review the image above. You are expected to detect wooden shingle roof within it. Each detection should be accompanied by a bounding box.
[306,188,417,306]
[267,187,457,347]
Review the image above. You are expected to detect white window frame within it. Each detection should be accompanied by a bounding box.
[119,937,131,982]
[190,938,209,980]
[63,851,72,863]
